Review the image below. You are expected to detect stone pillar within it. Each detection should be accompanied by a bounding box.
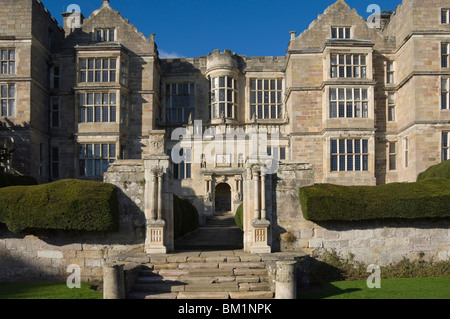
[150,171,157,220]
[261,172,266,219]
[157,172,163,220]
[275,261,298,299]
[103,263,125,299]
[250,166,271,254]
[253,169,260,220]
[144,154,172,254]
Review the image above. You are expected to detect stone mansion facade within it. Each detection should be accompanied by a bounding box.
[1,0,450,253]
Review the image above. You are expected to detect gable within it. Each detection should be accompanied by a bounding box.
[80,2,155,54]
[289,0,387,51]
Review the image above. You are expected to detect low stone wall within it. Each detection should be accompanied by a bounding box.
[273,163,450,265]
[0,161,148,283]
[0,229,144,282]
[280,218,450,265]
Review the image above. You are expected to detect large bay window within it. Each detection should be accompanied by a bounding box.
[331,138,369,172]
[165,82,195,123]
[79,143,116,177]
[80,58,117,83]
[250,79,283,119]
[331,54,367,78]
[79,92,117,123]
[210,76,237,119]
[329,87,369,118]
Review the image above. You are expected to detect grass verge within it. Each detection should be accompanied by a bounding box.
[0,282,102,299]
[298,276,450,299]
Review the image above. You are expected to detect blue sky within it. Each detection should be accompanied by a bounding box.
[43,0,402,58]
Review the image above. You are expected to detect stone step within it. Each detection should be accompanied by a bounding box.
[132,282,186,293]
[229,291,274,299]
[127,292,179,300]
[184,282,240,292]
[127,253,274,299]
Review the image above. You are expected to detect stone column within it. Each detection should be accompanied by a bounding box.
[145,164,168,254]
[157,172,163,221]
[150,171,157,220]
[261,172,266,219]
[275,261,298,299]
[253,169,260,220]
[103,263,125,299]
[250,166,271,254]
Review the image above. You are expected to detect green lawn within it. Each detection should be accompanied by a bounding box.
[0,282,102,299]
[298,277,450,299]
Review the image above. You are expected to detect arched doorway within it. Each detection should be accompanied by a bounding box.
[215,183,232,212]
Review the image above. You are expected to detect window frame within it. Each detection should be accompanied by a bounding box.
[441,77,450,110]
[330,54,367,79]
[329,87,369,119]
[165,82,195,124]
[442,9,450,24]
[79,58,117,83]
[79,92,117,123]
[442,132,449,162]
[388,142,397,171]
[267,146,287,161]
[331,138,369,172]
[51,65,61,89]
[442,43,450,68]
[95,28,115,42]
[387,92,396,122]
[210,76,237,120]
[0,49,15,75]
[386,61,395,84]
[250,78,284,120]
[79,143,117,177]
[50,96,60,128]
[168,148,192,180]
[0,84,15,117]
[331,27,351,39]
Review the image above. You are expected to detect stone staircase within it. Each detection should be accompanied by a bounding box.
[206,211,236,228]
[126,253,274,299]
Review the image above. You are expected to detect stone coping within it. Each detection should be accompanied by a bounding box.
[107,250,308,265]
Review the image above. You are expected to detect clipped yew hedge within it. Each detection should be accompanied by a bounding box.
[0,179,119,233]
[417,160,450,181]
[299,179,450,222]
[173,195,199,239]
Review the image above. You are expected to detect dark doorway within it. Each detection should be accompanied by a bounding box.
[215,183,231,212]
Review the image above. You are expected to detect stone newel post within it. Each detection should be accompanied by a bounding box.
[144,130,173,254]
[275,260,298,299]
[250,165,271,254]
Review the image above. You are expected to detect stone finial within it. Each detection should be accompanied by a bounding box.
[103,0,110,5]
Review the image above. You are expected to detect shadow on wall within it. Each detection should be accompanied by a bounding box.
[0,119,32,178]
